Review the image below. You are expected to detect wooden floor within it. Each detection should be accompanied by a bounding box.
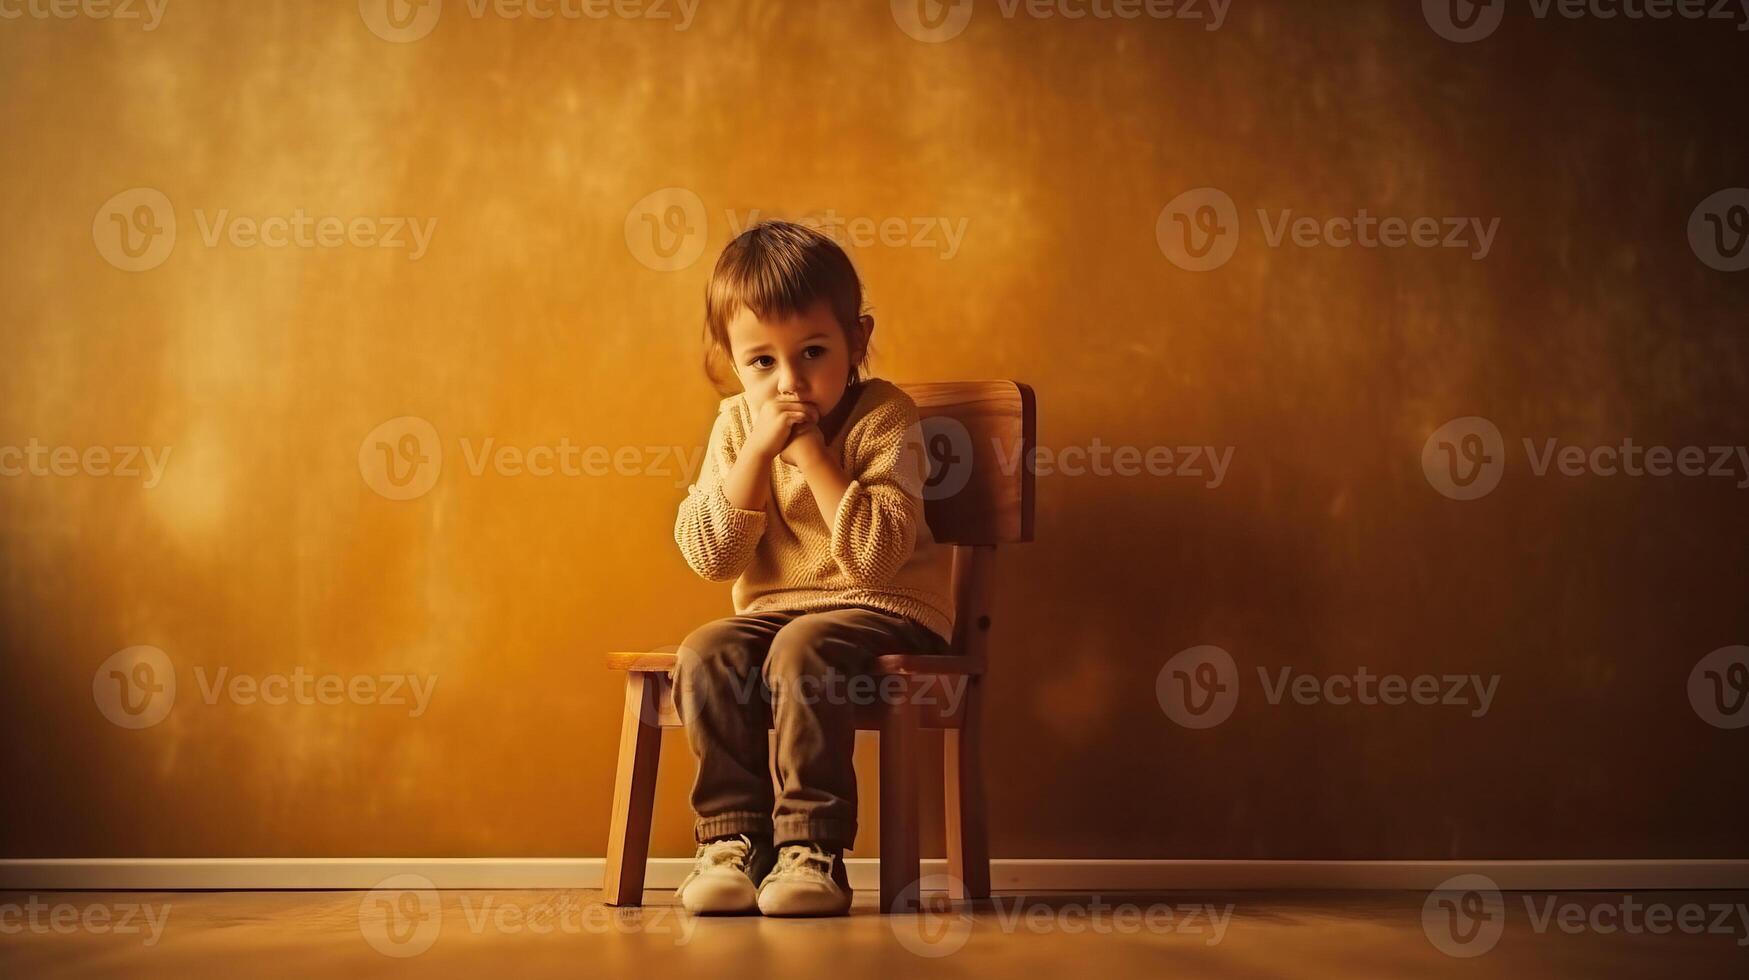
[2,887,1746,977]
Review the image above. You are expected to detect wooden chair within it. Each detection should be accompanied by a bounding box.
[602,380,1036,913]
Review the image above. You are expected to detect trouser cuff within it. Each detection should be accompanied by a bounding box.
[695,811,773,843]
[773,816,857,850]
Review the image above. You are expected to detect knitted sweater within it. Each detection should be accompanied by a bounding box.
[674,378,956,645]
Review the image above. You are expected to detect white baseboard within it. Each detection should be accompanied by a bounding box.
[2,859,1746,892]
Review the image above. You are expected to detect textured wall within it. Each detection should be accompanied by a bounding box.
[2,0,1746,860]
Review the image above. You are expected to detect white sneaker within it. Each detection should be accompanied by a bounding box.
[675,834,772,915]
[756,841,853,917]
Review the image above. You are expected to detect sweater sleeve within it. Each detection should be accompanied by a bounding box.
[829,395,927,588]
[675,405,768,583]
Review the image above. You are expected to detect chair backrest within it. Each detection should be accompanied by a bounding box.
[897,380,1036,662]
[898,380,1036,547]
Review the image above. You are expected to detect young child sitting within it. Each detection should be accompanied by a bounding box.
[670,220,956,916]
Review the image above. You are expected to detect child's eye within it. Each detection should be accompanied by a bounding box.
[750,356,774,369]
[804,346,826,359]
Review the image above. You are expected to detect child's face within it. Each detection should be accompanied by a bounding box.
[727,298,864,419]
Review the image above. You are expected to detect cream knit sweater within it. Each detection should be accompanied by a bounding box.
[674,378,956,645]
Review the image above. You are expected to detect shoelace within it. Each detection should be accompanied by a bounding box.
[694,835,752,872]
[769,842,835,882]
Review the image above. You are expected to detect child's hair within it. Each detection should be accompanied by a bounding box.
[702,219,870,394]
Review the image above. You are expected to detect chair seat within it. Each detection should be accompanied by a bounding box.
[605,650,986,676]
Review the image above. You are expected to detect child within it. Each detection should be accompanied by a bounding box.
[670,220,956,917]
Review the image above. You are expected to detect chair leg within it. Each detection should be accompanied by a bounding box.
[602,671,663,907]
[944,676,992,900]
[879,686,921,914]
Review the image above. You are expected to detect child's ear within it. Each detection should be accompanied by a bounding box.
[854,314,874,359]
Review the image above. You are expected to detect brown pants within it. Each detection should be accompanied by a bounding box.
[670,606,950,850]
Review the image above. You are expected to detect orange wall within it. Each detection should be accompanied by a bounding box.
[2,1,1746,860]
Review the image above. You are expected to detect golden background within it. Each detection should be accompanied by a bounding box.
[2,0,1746,860]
